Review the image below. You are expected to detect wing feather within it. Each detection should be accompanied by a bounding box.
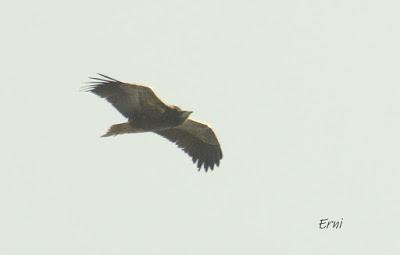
[155,119,223,171]
[84,74,168,119]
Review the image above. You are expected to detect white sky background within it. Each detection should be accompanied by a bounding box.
[1,0,399,254]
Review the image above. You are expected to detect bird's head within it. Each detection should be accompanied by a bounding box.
[169,105,193,125]
[179,110,193,121]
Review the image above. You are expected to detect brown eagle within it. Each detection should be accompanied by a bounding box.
[84,74,222,171]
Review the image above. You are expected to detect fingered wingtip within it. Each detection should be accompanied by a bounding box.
[80,85,96,92]
[86,73,121,84]
[96,73,120,82]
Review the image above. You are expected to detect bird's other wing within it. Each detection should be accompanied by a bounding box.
[83,73,168,119]
[155,119,223,171]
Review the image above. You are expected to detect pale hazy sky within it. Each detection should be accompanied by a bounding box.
[1,0,400,254]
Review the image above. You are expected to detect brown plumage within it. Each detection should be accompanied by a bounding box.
[84,74,222,171]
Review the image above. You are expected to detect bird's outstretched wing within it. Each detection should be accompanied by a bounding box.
[83,74,168,119]
[155,119,223,171]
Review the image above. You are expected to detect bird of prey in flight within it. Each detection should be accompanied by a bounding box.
[84,74,222,171]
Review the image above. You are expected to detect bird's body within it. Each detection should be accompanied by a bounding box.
[128,105,190,131]
[84,74,222,171]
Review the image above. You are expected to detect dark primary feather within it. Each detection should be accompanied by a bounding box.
[155,119,223,171]
[84,73,168,119]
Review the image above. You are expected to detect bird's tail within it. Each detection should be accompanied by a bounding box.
[101,122,144,137]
